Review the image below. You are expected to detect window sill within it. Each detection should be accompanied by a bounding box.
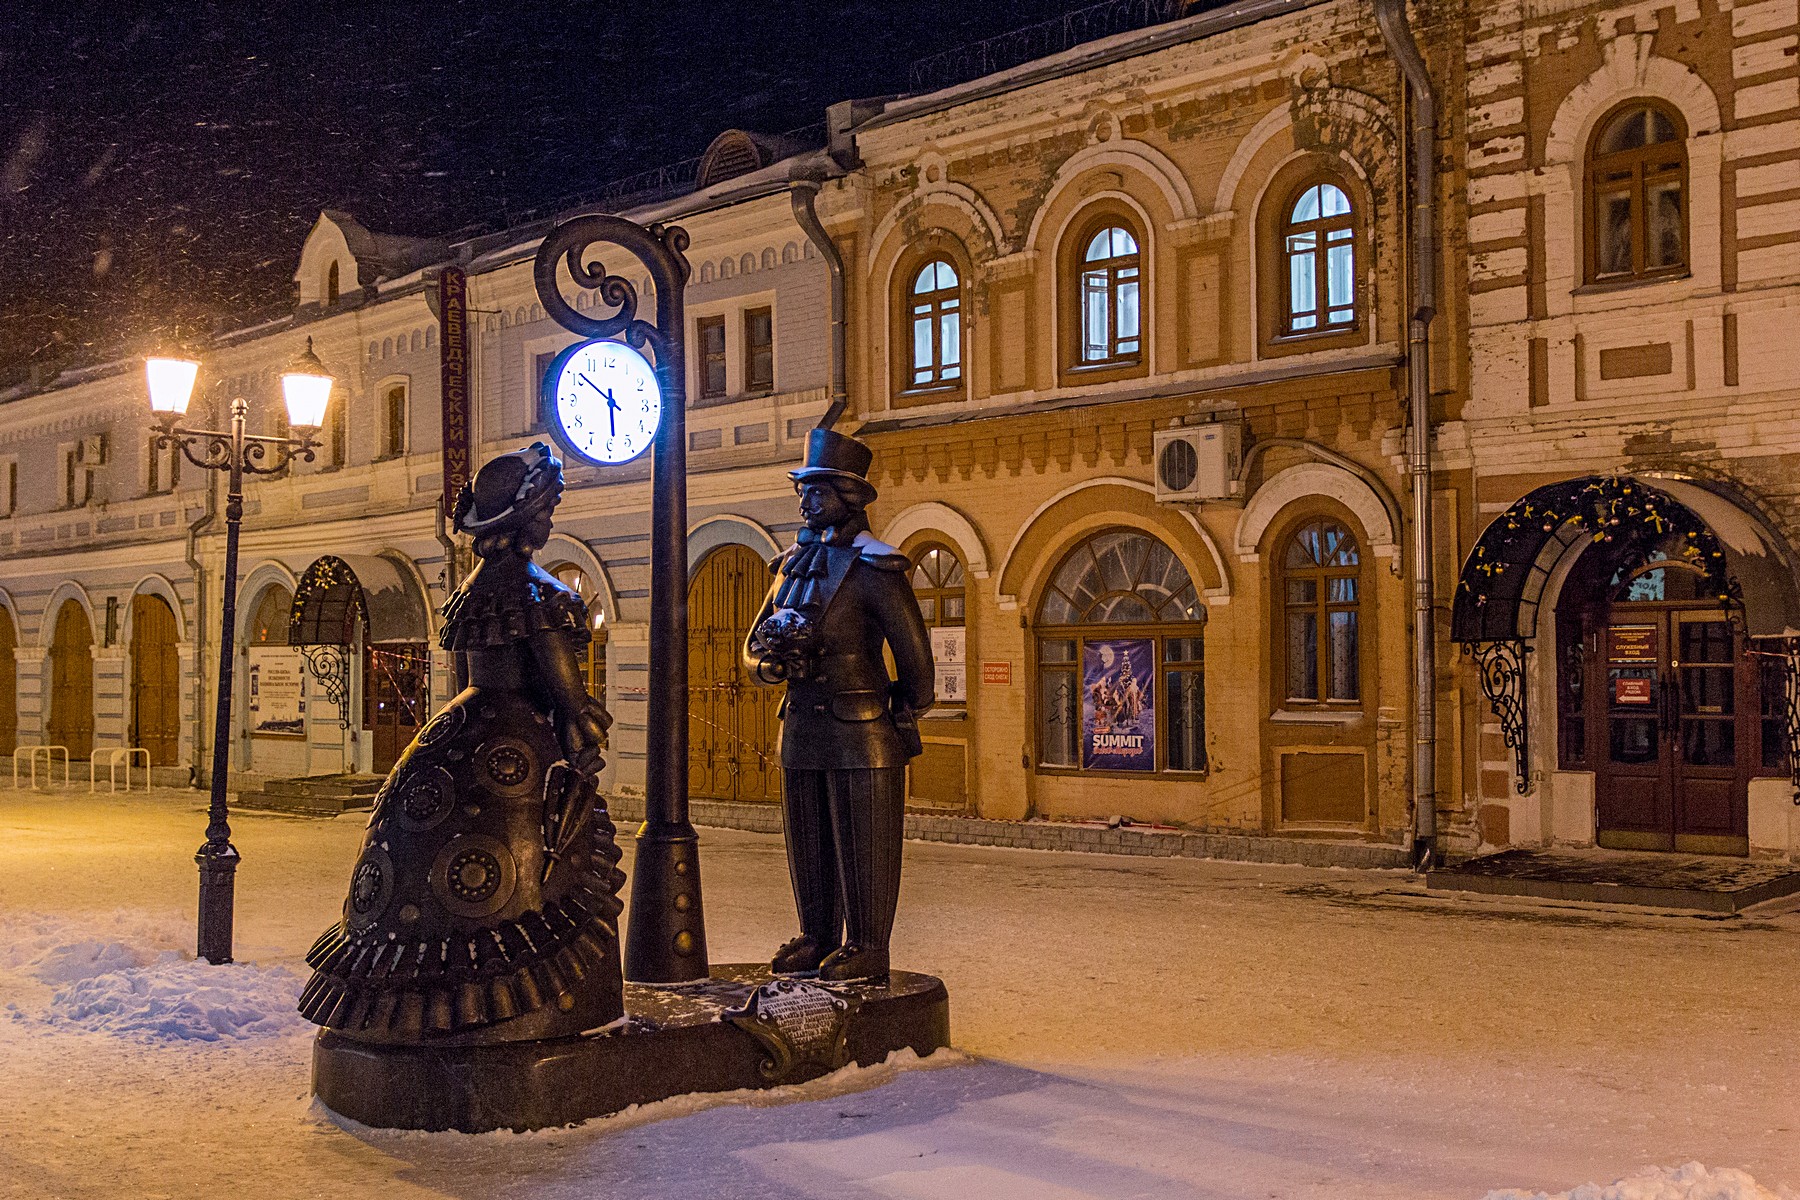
[1268,708,1363,726]
[1573,271,1690,296]
[1260,326,1363,360]
[897,384,965,405]
[921,709,967,722]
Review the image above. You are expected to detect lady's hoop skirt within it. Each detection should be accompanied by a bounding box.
[298,685,625,1044]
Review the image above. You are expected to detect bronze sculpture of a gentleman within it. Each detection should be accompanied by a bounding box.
[744,428,934,982]
[300,443,624,1043]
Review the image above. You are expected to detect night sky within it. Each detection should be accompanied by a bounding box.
[0,0,1085,386]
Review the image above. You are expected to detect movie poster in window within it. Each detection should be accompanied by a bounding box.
[1081,639,1155,771]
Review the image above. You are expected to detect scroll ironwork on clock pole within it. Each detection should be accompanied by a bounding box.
[532,215,709,983]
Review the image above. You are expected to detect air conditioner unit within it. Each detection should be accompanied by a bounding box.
[1154,421,1241,502]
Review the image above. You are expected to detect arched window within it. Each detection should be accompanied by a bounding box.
[381,381,407,458]
[911,543,965,705]
[325,261,340,305]
[1280,518,1362,705]
[1587,101,1687,282]
[551,563,607,715]
[1076,223,1142,365]
[1281,181,1356,334]
[250,585,293,645]
[327,389,347,468]
[907,260,962,390]
[1035,529,1205,774]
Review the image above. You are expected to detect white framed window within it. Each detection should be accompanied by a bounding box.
[375,375,409,458]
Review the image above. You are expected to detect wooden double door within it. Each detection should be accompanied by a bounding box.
[129,595,181,765]
[687,544,780,804]
[1585,607,1756,854]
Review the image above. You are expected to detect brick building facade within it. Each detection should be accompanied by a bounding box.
[3,0,1797,862]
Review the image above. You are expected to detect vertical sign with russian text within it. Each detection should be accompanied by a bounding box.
[439,267,470,517]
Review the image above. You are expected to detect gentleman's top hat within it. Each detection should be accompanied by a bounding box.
[788,427,877,508]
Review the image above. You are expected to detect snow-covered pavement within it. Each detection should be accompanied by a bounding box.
[0,788,1795,1199]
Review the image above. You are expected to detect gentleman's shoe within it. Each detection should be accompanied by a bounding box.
[771,934,835,975]
[818,943,888,982]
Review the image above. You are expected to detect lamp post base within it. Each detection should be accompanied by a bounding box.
[195,843,240,965]
[623,826,709,983]
[311,965,950,1133]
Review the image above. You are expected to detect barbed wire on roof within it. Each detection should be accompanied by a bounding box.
[907,0,1188,94]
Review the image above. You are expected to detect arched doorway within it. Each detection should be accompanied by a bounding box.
[129,594,181,765]
[687,543,780,804]
[291,555,430,775]
[1454,474,1800,855]
[1551,541,1783,855]
[47,600,94,760]
[245,582,307,772]
[0,607,16,755]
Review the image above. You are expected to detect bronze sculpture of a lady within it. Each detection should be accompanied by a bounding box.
[299,444,625,1044]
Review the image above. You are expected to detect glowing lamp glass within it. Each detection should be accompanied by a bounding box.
[280,370,333,429]
[145,357,199,416]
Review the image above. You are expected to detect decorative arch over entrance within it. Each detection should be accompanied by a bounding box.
[1452,474,1800,850]
[291,553,431,774]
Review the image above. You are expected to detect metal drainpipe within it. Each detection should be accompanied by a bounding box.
[791,180,848,430]
[185,475,218,788]
[1375,0,1441,869]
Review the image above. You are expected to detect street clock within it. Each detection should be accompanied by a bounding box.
[541,339,662,466]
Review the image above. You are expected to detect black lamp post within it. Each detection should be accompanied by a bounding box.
[144,342,333,965]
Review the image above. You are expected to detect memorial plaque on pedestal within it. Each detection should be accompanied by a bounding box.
[725,979,860,1082]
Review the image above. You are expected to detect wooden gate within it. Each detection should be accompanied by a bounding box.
[47,600,94,760]
[0,606,15,756]
[687,544,780,804]
[130,594,181,766]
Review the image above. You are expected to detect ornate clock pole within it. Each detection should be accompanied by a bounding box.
[533,216,709,984]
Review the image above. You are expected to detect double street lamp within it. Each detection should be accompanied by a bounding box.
[143,341,335,965]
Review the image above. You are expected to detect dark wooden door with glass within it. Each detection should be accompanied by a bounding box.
[364,643,428,775]
[1571,602,1759,855]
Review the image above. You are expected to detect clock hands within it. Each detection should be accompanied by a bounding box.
[604,388,620,436]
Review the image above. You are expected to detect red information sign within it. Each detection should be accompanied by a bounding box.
[1608,624,1657,663]
[438,267,471,517]
[981,661,1013,686]
[1614,677,1654,705]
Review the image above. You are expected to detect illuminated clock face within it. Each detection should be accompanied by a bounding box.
[542,339,662,466]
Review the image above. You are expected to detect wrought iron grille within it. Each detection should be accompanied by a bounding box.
[302,645,352,730]
[1467,639,1532,795]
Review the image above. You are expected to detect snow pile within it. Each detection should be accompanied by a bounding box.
[1,913,308,1043]
[30,953,310,1042]
[19,937,158,984]
[1483,1162,1797,1200]
[0,910,186,976]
